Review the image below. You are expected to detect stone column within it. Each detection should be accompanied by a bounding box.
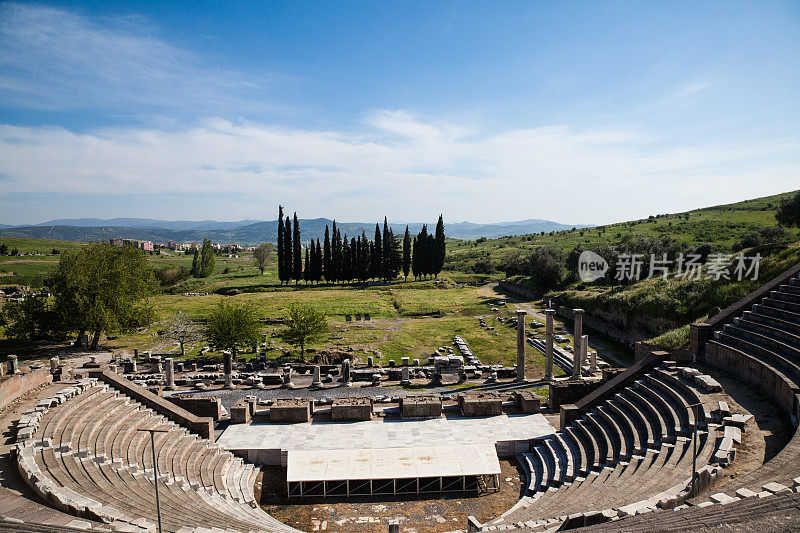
[388,521,400,533]
[164,357,175,390]
[589,344,597,373]
[8,354,19,375]
[544,309,555,380]
[311,365,322,388]
[50,356,60,374]
[572,309,584,378]
[401,366,411,386]
[515,310,527,381]
[581,334,589,369]
[223,351,233,388]
[342,359,353,387]
[367,355,374,367]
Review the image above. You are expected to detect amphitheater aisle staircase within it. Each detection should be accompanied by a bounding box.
[481,364,732,531]
[15,379,300,533]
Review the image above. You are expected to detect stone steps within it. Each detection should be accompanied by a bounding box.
[17,383,299,533]
[493,367,727,530]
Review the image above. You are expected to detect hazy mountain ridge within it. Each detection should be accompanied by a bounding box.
[0,217,590,245]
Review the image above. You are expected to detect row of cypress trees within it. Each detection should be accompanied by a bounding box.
[276,207,445,284]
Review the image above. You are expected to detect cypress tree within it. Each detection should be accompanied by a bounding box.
[191,248,200,277]
[292,213,301,284]
[350,237,357,282]
[382,217,391,280]
[200,238,215,277]
[402,226,411,281]
[341,236,352,282]
[304,248,310,283]
[383,229,401,280]
[372,223,382,280]
[323,225,331,282]
[277,205,285,283]
[411,236,419,280]
[315,239,323,282]
[331,221,340,283]
[434,214,445,279]
[283,220,292,284]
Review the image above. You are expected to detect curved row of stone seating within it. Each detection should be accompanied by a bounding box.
[690,272,800,504]
[572,483,800,532]
[484,366,728,530]
[16,381,299,533]
[0,517,104,533]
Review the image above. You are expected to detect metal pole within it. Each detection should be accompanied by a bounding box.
[138,427,168,533]
[150,432,163,533]
[688,402,701,497]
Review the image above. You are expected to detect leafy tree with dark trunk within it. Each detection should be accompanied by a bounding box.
[49,243,158,349]
[204,300,261,359]
[277,206,286,283]
[402,226,411,281]
[292,213,302,284]
[282,304,329,361]
[252,242,273,275]
[776,191,800,228]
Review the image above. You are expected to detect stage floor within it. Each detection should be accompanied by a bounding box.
[217,413,556,463]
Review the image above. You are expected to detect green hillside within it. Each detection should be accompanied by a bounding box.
[446,190,800,272]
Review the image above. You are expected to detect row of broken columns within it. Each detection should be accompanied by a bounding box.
[514,307,595,381]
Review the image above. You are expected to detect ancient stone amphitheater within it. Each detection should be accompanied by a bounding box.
[1,262,800,532]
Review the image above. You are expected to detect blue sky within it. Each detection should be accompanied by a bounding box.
[1,0,798,226]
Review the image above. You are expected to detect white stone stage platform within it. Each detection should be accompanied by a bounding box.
[217,414,555,498]
[217,413,556,464]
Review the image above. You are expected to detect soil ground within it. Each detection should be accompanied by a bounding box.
[259,459,523,533]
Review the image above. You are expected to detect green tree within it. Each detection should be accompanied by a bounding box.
[292,213,302,284]
[372,223,382,279]
[303,247,310,283]
[402,226,411,281]
[434,214,446,278]
[200,238,215,277]
[204,300,261,358]
[282,304,329,361]
[776,191,800,228]
[323,225,332,282]
[283,218,292,284]
[190,248,200,277]
[1,295,65,341]
[49,243,158,349]
[0,243,7,255]
[277,205,286,283]
[252,242,273,275]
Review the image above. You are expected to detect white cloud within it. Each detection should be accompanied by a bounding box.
[0,3,277,114]
[1,111,798,225]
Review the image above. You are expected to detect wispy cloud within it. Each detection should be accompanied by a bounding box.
[0,3,280,116]
[1,111,797,224]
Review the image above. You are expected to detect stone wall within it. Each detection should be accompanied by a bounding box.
[90,370,214,440]
[0,368,52,410]
[400,395,442,418]
[459,393,502,416]
[166,395,224,420]
[331,397,373,421]
[270,398,313,423]
[548,380,603,411]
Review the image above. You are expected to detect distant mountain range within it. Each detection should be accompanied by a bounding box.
[0,217,592,245]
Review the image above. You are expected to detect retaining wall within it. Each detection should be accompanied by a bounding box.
[90,370,214,439]
[0,368,52,410]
